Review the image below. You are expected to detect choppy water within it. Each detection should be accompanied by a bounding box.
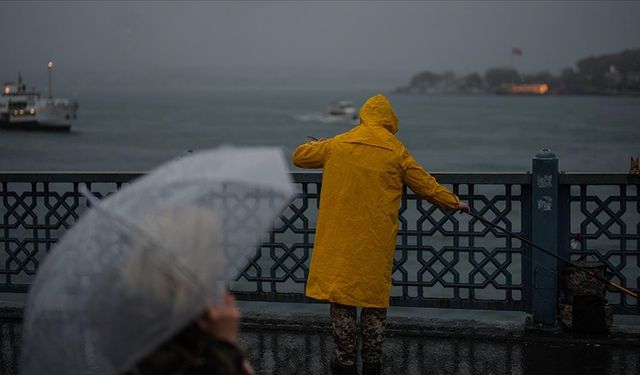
[1,88,639,172]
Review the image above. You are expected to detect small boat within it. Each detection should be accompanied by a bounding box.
[327,101,358,122]
[1,61,78,131]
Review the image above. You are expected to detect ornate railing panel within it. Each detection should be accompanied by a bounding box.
[0,173,141,293]
[560,173,640,314]
[391,174,530,311]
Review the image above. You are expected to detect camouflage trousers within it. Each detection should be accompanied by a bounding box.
[330,303,387,367]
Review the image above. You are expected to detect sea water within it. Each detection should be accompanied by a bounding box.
[0,87,638,172]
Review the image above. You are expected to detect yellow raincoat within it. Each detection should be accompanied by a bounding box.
[292,94,459,308]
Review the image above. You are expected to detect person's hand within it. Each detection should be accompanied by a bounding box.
[242,359,255,375]
[306,136,327,143]
[457,201,470,213]
[196,292,241,344]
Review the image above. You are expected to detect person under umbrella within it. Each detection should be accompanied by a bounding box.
[20,147,294,375]
[120,206,254,375]
[293,94,469,375]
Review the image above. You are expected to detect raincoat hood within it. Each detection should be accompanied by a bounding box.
[359,94,399,134]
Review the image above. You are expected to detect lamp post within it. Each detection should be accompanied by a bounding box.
[47,60,53,99]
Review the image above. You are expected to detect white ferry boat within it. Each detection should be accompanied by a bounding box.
[327,101,358,122]
[1,62,78,131]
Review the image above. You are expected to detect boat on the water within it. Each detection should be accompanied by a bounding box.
[327,100,358,122]
[1,61,78,131]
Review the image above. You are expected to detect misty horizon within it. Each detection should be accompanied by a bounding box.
[2,1,640,91]
[4,48,640,94]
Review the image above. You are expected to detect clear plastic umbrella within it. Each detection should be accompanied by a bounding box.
[20,147,295,375]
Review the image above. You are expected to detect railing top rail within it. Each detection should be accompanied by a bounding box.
[0,171,533,185]
[0,172,145,183]
[559,172,640,185]
[274,172,532,185]
[429,172,531,184]
[3,171,637,186]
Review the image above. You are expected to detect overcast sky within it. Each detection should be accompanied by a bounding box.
[1,1,639,88]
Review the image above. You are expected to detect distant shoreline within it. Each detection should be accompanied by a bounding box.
[393,88,640,98]
[397,48,640,99]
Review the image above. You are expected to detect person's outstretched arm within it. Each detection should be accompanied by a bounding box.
[292,138,332,169]
[401,149,469,212]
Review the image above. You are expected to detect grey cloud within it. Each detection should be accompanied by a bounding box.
[1,1,638,89]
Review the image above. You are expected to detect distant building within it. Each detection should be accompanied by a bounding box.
[627,72,640,85]
[497,83,549,95]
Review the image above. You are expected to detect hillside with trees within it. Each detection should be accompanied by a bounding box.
[396,49,640,95]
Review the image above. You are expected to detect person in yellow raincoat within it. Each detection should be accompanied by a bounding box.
[292,94,469,375]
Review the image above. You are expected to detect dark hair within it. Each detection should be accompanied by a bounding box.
[124,315,246,375]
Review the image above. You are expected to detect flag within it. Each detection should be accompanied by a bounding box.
[512,47,523,56]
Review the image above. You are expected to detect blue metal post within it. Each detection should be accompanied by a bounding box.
[531,149,559,325]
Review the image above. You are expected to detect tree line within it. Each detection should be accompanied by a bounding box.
[397,48,640,95]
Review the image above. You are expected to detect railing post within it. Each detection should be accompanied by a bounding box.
[530,149,559,325]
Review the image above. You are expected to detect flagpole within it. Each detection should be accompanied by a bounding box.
[510,49,514,84]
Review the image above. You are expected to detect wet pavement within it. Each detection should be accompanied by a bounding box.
[237,309,640,375]
[241,329,640,375]
[3,311,640,375]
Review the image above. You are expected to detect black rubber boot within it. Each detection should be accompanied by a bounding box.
[331,358,358,375]
[362,362,381,375]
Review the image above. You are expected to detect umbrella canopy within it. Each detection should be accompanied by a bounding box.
[20,146,295,375]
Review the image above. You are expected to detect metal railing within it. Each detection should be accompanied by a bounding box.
[559,173,640,314]
[1,155,638,320]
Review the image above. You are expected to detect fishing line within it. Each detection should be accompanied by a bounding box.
[464,210,639,301]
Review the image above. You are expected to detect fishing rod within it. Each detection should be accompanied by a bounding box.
[465,210,639,300]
